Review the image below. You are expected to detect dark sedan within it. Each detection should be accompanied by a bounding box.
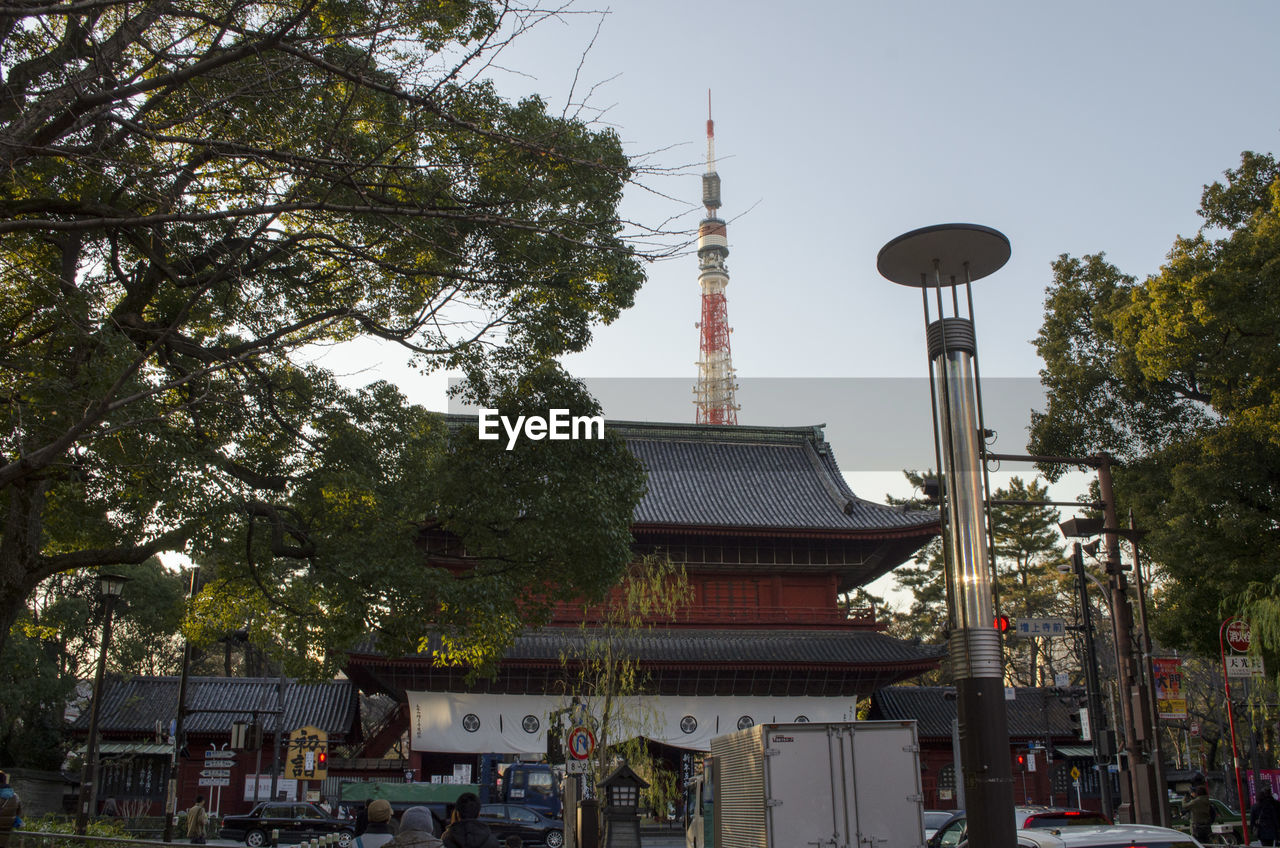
[476,804,564,848]
[220,801,355,848]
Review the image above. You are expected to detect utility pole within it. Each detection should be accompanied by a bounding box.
[1069,543,1115,822]
[1097,458,1162,824]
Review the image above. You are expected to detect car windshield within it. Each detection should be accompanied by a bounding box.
[1024,812,1112,828]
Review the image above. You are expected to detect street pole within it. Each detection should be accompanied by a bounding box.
[1219,618,1252,845]
[76,575,129,835]
[163,567,197,843]
[1096,458,1162,824]
[878,224,1017,848]
[1070,543,1115,822]
[1128,510,1170,825]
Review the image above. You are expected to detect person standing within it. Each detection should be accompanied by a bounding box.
[356,799,397,848]
[0,771,23,848]
[1252,784,1280,846]
[186,795,209,845]
[388,806,442,848]
[1186,784,1216,844]
[442,793,497,848]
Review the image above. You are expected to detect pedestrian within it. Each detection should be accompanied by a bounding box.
[0,770,23,848]
[356,799,397,848]
[101,797,120,817]
[1252,784,1280,846]
[1186,784,1216,844]
[442,793,498,848]
[388,806,442,848]
[355,803,370,836]
[186,795,209,845]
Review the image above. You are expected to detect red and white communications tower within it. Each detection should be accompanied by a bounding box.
[693,99,740,425]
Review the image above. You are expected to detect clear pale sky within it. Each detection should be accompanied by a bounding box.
[329,0,1280,601]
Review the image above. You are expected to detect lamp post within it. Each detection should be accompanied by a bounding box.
[76,572,130,835]
[878,223,1017,848]
[1059,540,1116,822]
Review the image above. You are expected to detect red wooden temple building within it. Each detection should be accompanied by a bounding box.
[345,420,942,778]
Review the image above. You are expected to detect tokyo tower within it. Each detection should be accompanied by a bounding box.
[693,96,740,425]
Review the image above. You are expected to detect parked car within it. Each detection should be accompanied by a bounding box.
[961,823,1205,847]
[1170,795,1243,843]
[220,801,355,848]
[476,803,564,848]
[925,810,961,839]
[929,807,1113,848]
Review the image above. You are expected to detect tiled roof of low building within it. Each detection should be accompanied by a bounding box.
[616,421,937,535]
[507,627,944,666]
[868,685,1082,740]
[70,676,359,738]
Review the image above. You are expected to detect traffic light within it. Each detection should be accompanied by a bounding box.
[1069,708,1083,738]
[1016,753,1026,770]
[317,749,327,768]
[994,614,1011,633]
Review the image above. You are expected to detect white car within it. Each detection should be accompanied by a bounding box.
[960,823,1204,848]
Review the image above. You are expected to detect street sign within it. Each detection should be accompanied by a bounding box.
[205,749,236,759]
[1226,619,1252,653]
[567,726,596,760]
[1226,655,1265,678]
[1070,767,1081,780]
[198,777,231,787]
[566,760,589,774]
[285,726,329,780]
[1015,618,1066,637]
[200,769,232,779]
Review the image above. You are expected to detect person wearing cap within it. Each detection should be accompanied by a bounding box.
[388,806,442,848]
[356,799,397,848]
[442,793,497,848]
[0,771,23,848]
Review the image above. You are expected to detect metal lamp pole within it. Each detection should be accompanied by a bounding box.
[76,572,130,835]
[878,223,1016,848]
[1063,542,1116,822]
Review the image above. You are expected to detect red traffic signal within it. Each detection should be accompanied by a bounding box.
[316,749,327,766]
[994,614,1011,633]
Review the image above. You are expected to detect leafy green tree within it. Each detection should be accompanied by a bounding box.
[1029,151,1280,657]
[887,472,1072,685]
[558,555,692,807]
[990,477,1070,685]
[0,0,652,669]
[0,558,187,767]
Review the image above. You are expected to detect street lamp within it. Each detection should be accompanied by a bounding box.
[76,572,131,835]
[1057,540,1116,821]
[878,223,1017,848]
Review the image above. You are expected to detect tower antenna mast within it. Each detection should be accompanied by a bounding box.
[693,92,739,425]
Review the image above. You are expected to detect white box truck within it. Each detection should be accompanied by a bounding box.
[690,721,925,848]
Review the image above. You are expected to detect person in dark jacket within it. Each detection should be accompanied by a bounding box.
[1252,784,1280,846]
[1187,784,1217,844]
[389,806,442,848]
[356,799,397,848]
[442,793,498,848]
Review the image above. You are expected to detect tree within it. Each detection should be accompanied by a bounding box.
[1029,151,1280,657]
[887,472,1071,685]
[0,558,188,767]
[0,0,653,669]
[990,477,1071,686]
[558,555,692,810]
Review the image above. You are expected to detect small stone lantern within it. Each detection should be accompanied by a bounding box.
[600,763,648,848]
